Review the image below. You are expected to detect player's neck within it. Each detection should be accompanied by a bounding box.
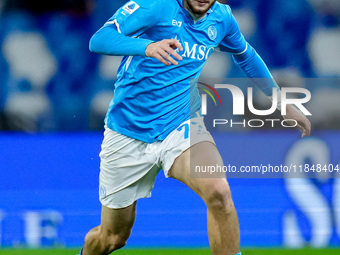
[182,0,207,23]
[186,9,206,23]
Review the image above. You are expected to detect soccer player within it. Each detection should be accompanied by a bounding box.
[80,0,311,254]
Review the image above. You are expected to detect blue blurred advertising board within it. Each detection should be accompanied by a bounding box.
[0,131,339,248]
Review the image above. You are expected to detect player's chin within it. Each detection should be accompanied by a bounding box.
[191,6,210,15]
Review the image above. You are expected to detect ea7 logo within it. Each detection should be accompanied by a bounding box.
[172,19,182,27]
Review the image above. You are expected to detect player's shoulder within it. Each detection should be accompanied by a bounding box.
[131,0,172,10]
[211,1,233,21]
[118,0,170,20]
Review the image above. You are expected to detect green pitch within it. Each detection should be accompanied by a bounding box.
[1,248,340,255]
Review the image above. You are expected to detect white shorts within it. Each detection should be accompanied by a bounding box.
[99,115,215,209]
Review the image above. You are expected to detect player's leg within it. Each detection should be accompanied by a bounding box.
[81,125,161,255]
[168,141,240,255]
[82,202,136,255]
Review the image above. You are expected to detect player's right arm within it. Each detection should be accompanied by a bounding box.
[89,0,182,65]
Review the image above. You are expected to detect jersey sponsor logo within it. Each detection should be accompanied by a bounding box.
[122,1,140,15]
[174,36,214,61]
[181,41,214,60]
[172,19,182,27]
[208,26,217,40]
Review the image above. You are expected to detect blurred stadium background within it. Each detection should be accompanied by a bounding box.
[0,0,340,253]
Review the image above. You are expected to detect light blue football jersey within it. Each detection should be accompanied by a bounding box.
[101,0,248,143]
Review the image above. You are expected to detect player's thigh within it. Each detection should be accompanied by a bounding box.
[168,141,230,203]
[100,202,136,237]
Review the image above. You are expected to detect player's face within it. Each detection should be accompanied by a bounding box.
[183,0,217,17]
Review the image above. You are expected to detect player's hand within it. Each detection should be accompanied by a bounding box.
[145,39,183,66]
[283,104,311,138]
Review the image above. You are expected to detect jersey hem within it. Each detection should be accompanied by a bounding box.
[105,112,195,143]
[106,121,168,143]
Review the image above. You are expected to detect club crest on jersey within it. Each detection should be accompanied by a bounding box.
[208,26,217,40]
[122,1,140,15]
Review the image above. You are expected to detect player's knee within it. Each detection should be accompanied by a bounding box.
[204,181,233,213]
[99,230,130,253]
[107,234,127,251]
[84,228,128,253]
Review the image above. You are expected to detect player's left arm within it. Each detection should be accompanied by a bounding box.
[219,6,311,137]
